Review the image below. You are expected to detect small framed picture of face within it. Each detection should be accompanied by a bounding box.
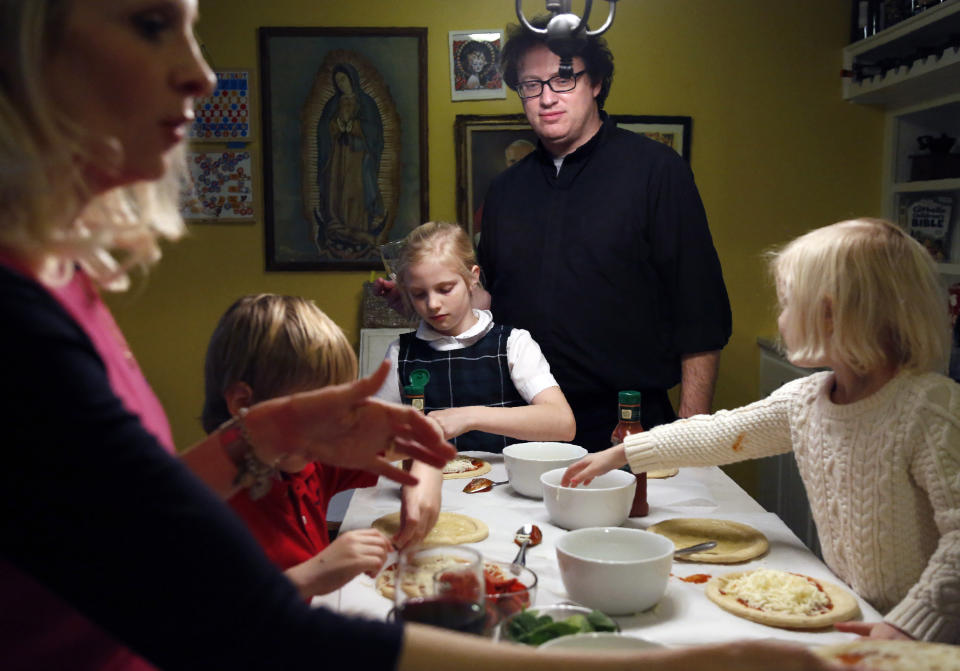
[448,30,507,101]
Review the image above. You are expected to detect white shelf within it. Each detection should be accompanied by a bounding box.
[844,48,960,106]
[893,177,960,192]
[843,0,960,107]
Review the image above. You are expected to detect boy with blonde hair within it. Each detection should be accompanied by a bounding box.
[203,294,441,596]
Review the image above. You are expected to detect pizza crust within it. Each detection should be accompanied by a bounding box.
[647,518,769,563]
[442,456,492,480]
[705,569,860,629]
[815,639,960,671]
[646,468,679,479]
[375,554,469,601]
[376,558,510,602]
[371,511,489,547]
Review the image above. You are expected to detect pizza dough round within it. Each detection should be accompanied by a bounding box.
[442,456,492,480]
[371,511,489,547]
[647,517,768,563]
[646,468,679,479]
[815,639,960,671]
[705,569,860,629]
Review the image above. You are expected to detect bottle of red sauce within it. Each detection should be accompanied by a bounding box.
[611,390,647,517]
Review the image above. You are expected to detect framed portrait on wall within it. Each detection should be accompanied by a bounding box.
[454,114,536,240]
[259,27,428,271]
[448,30,507,101]
[612,114,692,162]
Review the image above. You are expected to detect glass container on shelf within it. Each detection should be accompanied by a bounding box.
[611,390,647,517]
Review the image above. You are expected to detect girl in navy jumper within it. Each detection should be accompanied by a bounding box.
[376,222,575,451]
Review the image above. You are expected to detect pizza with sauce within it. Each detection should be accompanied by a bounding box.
[815,639,960,671]
[704,568,859,629]
[442,455,491,480]
[376,556,532,619]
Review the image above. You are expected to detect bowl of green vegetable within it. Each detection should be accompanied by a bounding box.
[539,632,663,651]
[495,604,619,646]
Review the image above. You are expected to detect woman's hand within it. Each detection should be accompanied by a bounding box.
[246,361,456,486]
[834,621,912,640]
[394,463,443,550]
[286,528,393,598]
[561,444,628,487]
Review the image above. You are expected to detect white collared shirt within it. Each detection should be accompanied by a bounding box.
[374,309,559,404]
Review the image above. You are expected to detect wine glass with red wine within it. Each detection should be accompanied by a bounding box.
[393,546,486,635]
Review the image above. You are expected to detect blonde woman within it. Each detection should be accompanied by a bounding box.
[0,1,839,670]
[565,219,960,643]
[202,294,442,593]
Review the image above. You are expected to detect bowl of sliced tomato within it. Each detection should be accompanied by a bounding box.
[482,559,537,636]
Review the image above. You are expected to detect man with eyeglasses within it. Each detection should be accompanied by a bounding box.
[472,17,732,450]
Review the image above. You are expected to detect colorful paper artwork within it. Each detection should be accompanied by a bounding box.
[190,70,251,141]
[181,150,254,220]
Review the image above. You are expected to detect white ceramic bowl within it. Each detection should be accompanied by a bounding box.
[540,468,636,529]
[555,527,674,615]
[539,632,663,651]
[502,442,587,499]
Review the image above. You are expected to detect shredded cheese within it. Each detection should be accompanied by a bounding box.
[443,457,477,474]
[720,569,831,615]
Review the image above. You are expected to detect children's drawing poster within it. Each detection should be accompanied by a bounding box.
[181,150,255,221]
[190,70,251,141]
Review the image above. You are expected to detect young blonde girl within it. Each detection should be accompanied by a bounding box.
[203,294,442,594]
[376,221,575,451]
[564,218,960,643]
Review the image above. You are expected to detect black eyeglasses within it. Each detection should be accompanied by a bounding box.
[515,70,587,99]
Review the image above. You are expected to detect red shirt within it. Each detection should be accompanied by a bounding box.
[228,462,377,570]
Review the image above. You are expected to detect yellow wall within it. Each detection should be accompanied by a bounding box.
[109,0,884,493]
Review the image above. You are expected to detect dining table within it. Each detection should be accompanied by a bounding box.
[312,451,883,648]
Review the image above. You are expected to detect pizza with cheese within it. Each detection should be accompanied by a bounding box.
[705,568,860,629]
[815,639,960,671]
[442,456,492,480]
[376,553,470,600]
[371,511,489,547]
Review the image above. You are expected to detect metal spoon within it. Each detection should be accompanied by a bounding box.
[462,477,508,493]
[511,524,543,571]
[673,541,718,556]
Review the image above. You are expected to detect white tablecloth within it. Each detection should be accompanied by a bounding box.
[314,452,882,647]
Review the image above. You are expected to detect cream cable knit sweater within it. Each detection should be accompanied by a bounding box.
[623,371,960,643]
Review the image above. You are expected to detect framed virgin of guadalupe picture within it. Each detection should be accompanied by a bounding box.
[259,27,428,271]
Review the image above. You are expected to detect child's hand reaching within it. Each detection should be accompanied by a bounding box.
[394,463,443,550]
[561,444,628,487]
[426,407,474,439]
[834,621,913,640]
[285,528,392,598]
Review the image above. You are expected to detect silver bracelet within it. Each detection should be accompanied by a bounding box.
[218,407,279,500]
